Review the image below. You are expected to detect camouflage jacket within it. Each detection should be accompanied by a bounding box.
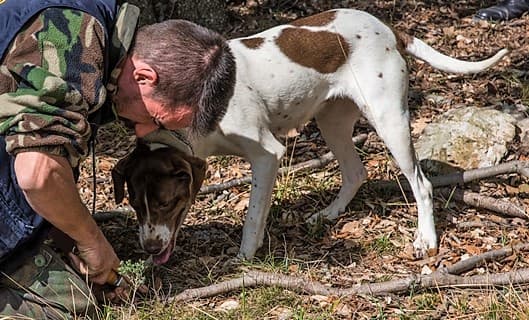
[0,3,138,167]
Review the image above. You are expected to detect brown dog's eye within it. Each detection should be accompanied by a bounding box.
[173,171,190,181]
[158,199,174,210]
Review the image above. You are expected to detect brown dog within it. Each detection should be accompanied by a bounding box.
[112,139,206,265]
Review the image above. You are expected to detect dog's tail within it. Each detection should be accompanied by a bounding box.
[396,32,508,74]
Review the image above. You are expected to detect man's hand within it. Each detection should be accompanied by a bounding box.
[68,228,120,285]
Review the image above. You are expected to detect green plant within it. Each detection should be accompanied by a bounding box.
[118,259,147,288]
[370,235,396,255]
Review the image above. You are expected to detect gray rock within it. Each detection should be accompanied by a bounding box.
[414,107,517,173]
[517,117,529,153]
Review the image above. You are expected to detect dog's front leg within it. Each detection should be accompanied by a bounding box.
[238,139,285,260]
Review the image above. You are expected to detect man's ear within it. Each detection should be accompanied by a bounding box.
[133,63,158,86]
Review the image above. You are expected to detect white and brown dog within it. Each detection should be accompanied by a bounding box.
[112,9,507,264]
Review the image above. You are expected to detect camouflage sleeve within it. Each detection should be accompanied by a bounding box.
[0,8,108,167]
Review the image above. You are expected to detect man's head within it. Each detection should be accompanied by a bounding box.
[113,20,236,137]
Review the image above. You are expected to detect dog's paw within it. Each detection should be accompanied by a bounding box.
[305,208,340,225]
[221,256,243,272]
[305,212,323,224]
[413,233,438,258]
[236,247,258,261]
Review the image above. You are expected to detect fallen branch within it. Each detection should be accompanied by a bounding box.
[371,160,527,218]
[200,151,528,217]
[368,182,526,219]
[169,267,529,302]
[438,188,527,219]
[456,221,498,230]
[93,210,133,222]
[442,242,529,275]
[199,134,368,194]
[520,167,529,179]
[429,160,529,187]
[374,160,529,191]
[167,243,529,302]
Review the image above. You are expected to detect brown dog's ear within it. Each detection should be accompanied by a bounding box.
[112,155,131,204]
[112,142,151,204]
[187,156,208,200]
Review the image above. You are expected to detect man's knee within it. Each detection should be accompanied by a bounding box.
[0,244,100,319]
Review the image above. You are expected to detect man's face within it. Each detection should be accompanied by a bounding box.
[113,55,194,137]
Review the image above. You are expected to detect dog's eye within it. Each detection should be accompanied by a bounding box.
[158,199,174,209]
[173,171,190,181]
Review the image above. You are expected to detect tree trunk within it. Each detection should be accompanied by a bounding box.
[127,0,230,33]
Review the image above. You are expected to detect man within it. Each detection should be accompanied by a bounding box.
[474,0,529,21]
[0,0,235,318]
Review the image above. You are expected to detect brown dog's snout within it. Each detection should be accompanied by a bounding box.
[143,238,164,255]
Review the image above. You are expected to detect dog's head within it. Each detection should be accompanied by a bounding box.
[112,139,207,265]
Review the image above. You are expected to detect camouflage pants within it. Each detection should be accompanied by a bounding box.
[0,244,100,320]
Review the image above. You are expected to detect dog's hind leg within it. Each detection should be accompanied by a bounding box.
[337,49,437,257]
[238,132,286,260]
[365,96,436,258]
[306,98,366,223]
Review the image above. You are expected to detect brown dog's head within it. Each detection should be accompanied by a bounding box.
[112,139,207,265]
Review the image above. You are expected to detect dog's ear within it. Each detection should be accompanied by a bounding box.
[183,155,207,200]
[112,156,129,204]
[112,141,151,203]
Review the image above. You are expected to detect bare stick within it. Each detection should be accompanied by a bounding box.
[520,167,529,179]
[93,210,133,222]
[199,134,368,194]
[375,160,529,191]
[168,243,529,301]
[442,243,529,275]
[456,221,498,230]
[438,188,527,219]
[370,180,526,219]
[169,268,529,302]
[429,160,529,187]
[199,150,527,195]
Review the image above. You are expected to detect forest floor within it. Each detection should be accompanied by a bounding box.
[79,1,529,319]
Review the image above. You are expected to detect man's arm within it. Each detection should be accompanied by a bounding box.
[0,8,118,284]
[15,152,119,284]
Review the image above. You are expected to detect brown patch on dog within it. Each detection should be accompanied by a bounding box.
[241,37,265,49]
[290,10,336,27]
[392,29,413,55]
[275,28,349,74]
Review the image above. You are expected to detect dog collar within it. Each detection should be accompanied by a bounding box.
[142,129,194,156]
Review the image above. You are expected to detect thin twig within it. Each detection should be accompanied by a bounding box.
[371,160,527,218]
[456,221,498,230]
[442,242,529,275]
[199,134,368,194]
[429,160,529,187]
[93,210,132,222]
[520,167,529,179]
[374,160,529,191]
[438,188,528,219]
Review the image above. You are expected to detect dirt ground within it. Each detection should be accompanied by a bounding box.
[78,0,529,318]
